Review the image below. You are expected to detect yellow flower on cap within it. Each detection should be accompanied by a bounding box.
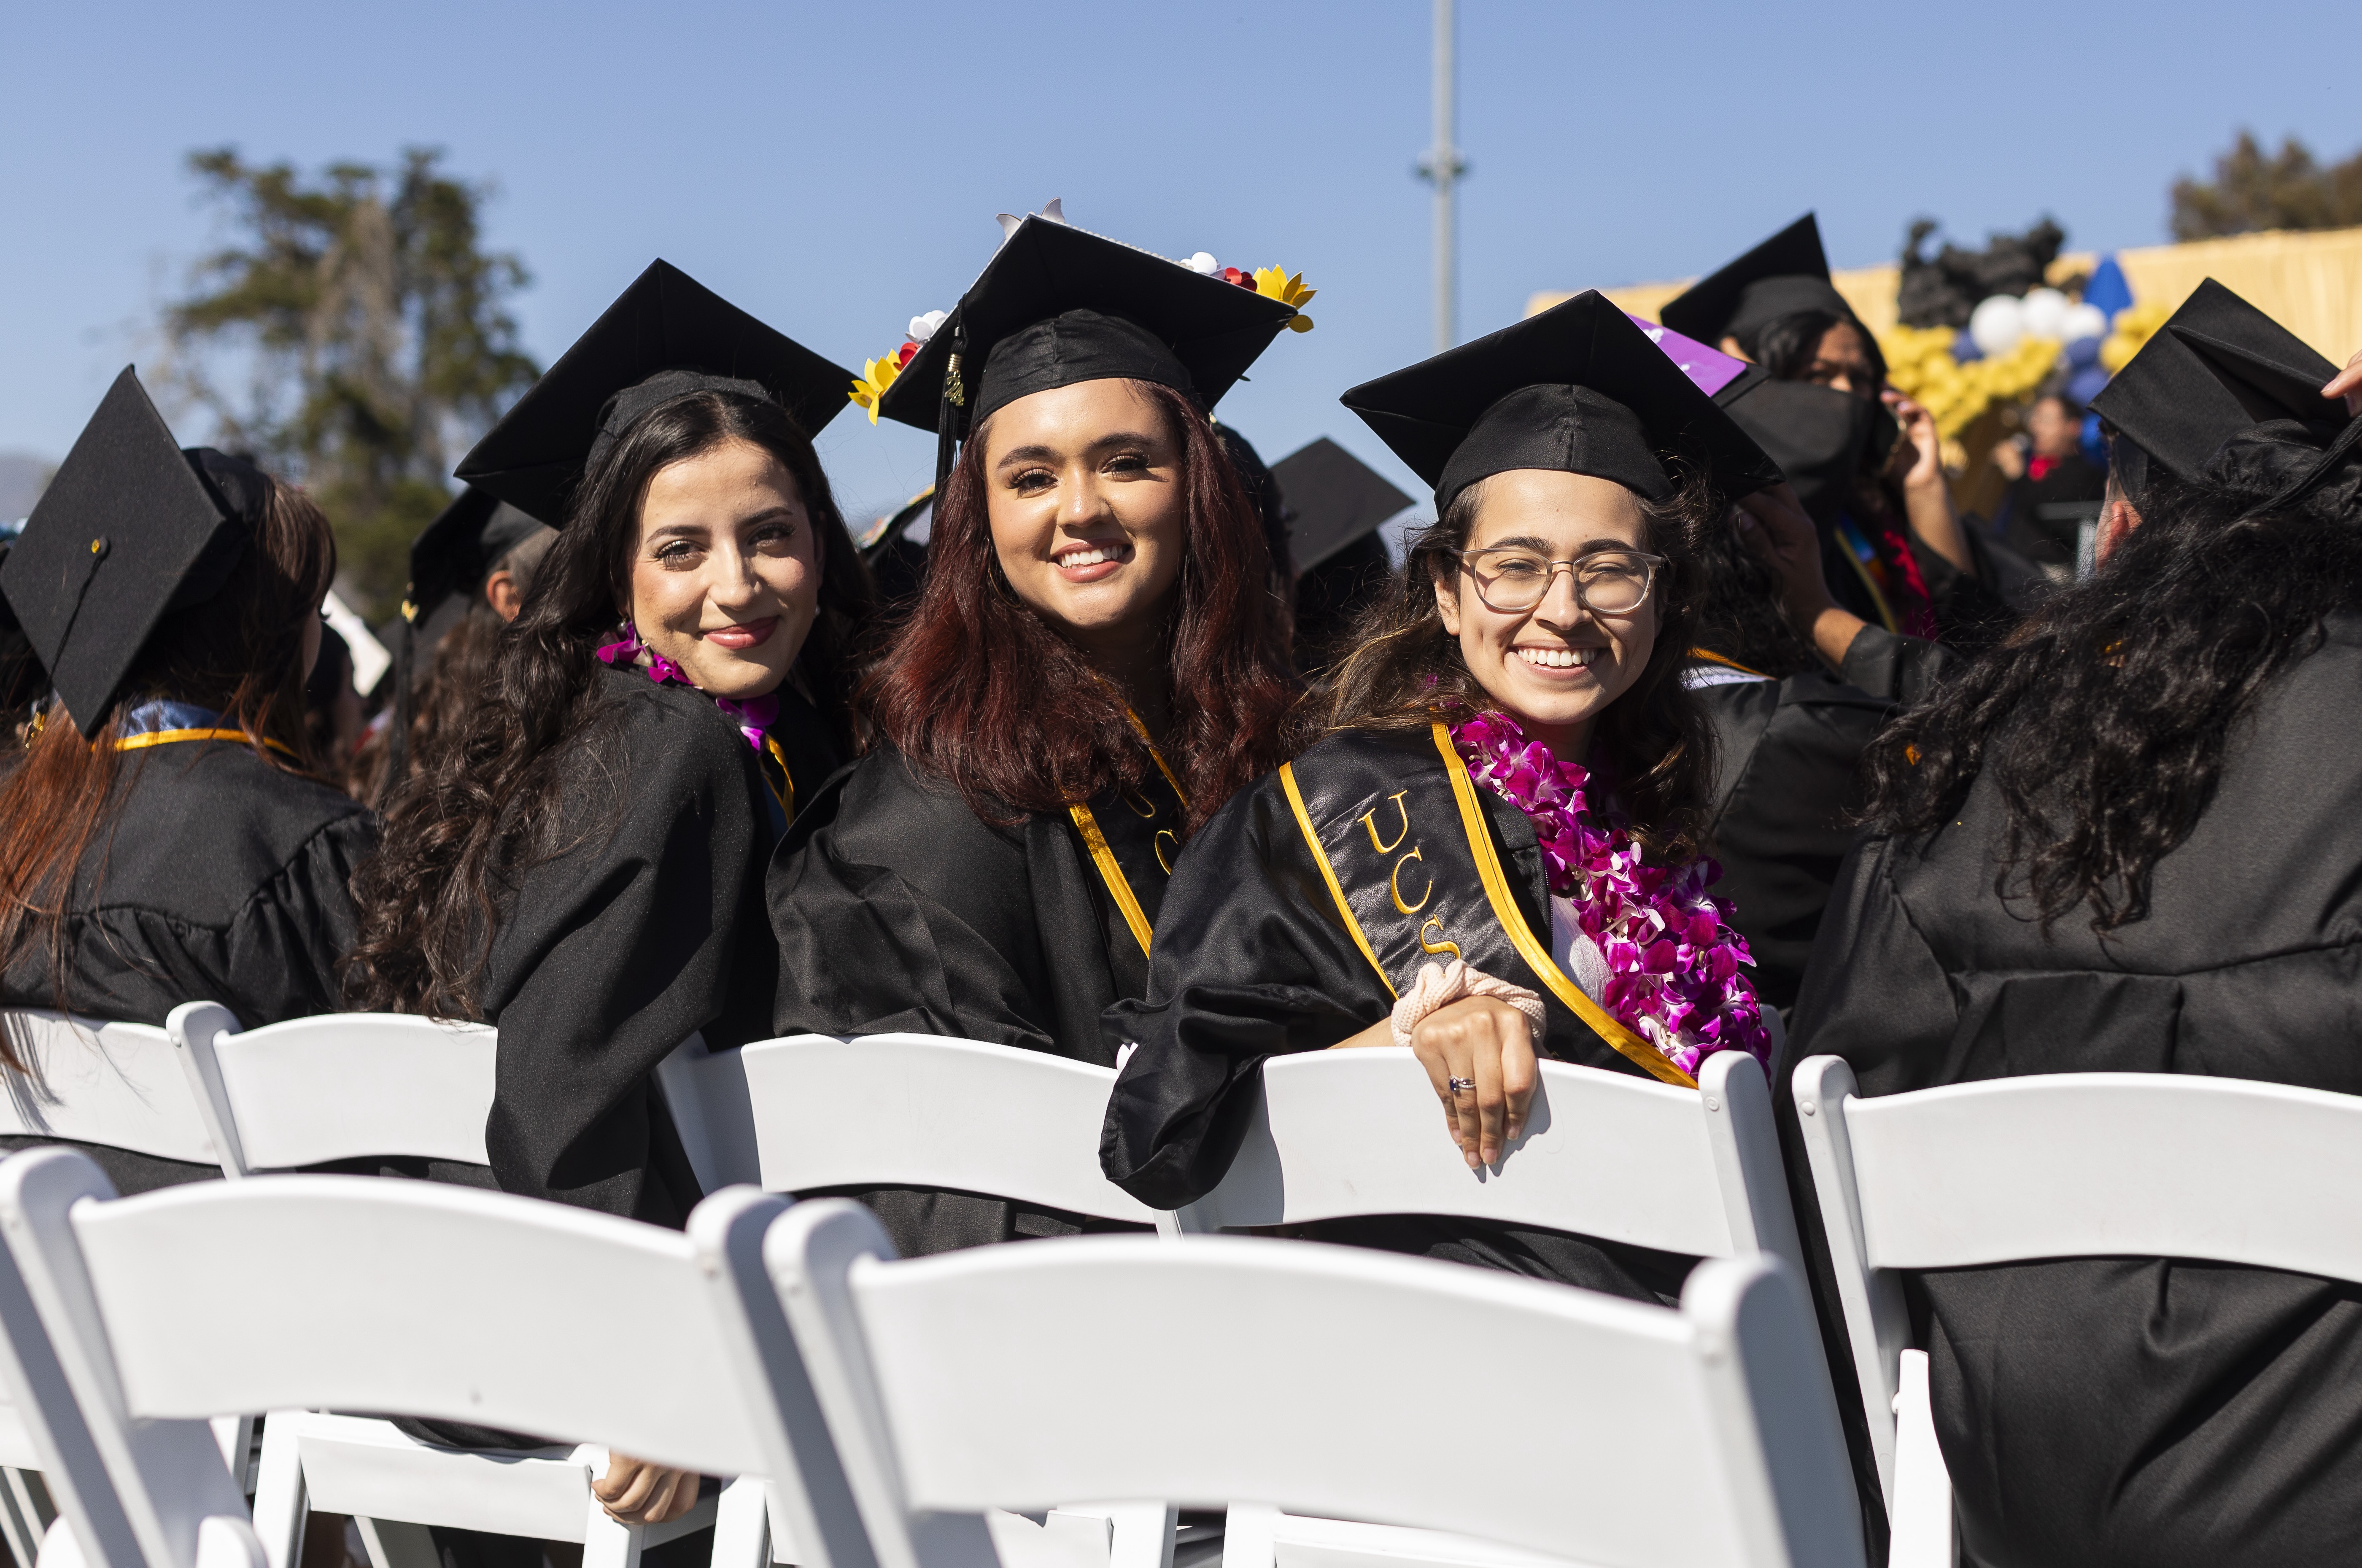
[1253,267,1317,332]
[848,353,904,425]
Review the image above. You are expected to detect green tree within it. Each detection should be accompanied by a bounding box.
[164,147,539,619]
[2170,131,2362,241]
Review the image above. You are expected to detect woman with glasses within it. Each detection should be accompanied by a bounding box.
[1100,294,1784,1295]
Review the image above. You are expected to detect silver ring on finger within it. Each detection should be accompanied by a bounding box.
[1448,1076,1477,1092]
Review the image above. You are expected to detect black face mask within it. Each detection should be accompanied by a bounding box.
[1721,381,1898,528]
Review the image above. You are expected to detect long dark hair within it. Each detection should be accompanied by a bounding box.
[345,390,872,1017]
[1313,467,1723,865]
[1747,308,1890,389]
[1863,431,2362,935]
[0,472,335,1029]
[1683,503,1820,678]
[862,380,1296,837]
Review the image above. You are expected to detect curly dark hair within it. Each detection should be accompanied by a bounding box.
[1310,464,1726,865]
[1863,424,2362,935]
[862,380,1298,838]
[344,389,872,1017]
[1682,500,1820,678]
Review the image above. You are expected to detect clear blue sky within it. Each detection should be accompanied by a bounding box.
[3,0,2356,528]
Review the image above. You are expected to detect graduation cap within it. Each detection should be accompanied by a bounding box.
[1270,437,1414,571]
[456,260,854,524]
[405,485,552,628]
[1658,213,1852,348]
[1340,290,1782,515]
[876,215,1304,484]
[2090,278,2346,488]
[0,367,263,736]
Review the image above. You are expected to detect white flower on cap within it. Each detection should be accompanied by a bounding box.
[1186,252,1219,275]
[907,310,949,344]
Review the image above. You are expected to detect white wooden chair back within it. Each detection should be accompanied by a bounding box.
[0,1012,218,1167]
[167,1003,496,1176]
[656,1033,1159,1225]
[766,1199,1863,1568]
[1790,1056,2362,1532]
[1171,1045,1801,1267]
[0,1150,869,1568]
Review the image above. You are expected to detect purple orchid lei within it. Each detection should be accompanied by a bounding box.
[1450,711,1770,1074]
[596,624,777,752]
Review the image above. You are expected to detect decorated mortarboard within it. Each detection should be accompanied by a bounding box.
[404,485,552,627]
[2090,278,2347,488]
[0,367,264,736]
[1271,437,1415,571]
[857,203,1313,486]
[455,260,854,525]
[1658,213,1852,349]
[1340,290,1781,515]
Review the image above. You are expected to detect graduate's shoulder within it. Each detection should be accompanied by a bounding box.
[581,665,761,793]
[799,745,1029,866]
[99,743,373,926]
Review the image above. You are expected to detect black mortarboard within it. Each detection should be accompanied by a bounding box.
[2090,278,2346,486]
[1271,437,1415,571]
[455,260,854,524]
[0,368,262,736]
[405,485,550,626]
[1340,290,1781,515]
[1659,214,1852,348]
[876,216,1303,481]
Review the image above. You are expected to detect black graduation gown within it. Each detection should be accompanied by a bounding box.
[1779,611,2362,1568]
[768,740,1185,1255]
[1101,722,1701,1301]
[1687,657,1891,1013]
[0,736,375,1194]
[472,665,800,1227]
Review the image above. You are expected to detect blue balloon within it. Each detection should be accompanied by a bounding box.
[2084,256,2134,322]
[1952,328,1984,364]
[2068,365,2111,406]
[2080,411,2108,470]
[2065,336,2103,369]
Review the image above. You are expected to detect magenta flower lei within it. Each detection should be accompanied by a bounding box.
[596,624,777,752]
[1450,712,1770,1074]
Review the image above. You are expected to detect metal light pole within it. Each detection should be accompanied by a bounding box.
[1415,0,1467,353]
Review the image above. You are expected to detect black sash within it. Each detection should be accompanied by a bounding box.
[1278,719,1693,1087]
[1067,736,1189,960]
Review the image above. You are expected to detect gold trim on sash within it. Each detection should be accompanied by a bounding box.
[760,734,797,826]
[1686,647,1771,678]
[1124,709,1191,808]
[1070,802,1155,957]
[116,727,298,760]
[1278,761,1397,999]
[1426,720,1697,1089]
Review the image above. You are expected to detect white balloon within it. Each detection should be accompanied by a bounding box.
[2061,302,2109,343]
[2019,287,2071,341]
[1969,294,2027,356]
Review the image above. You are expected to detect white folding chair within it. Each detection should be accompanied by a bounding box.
[1791,1056,2362,1568]
[163,1004,796,1568]
[654,1032,1160,1229]
[0,1009,245,1550]
[654,1032,1172,1568]
[768,1199,1864,1568]
[0,1150,867,1568]
[1166,1043,1809,1568]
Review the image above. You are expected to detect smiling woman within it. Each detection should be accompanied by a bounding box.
[768,213,1301,1256]
[1102,291,1785,1296]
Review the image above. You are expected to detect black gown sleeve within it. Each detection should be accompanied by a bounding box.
[770,752,1084,1053]
[218,810,378,1024]
[1837,622,1957,708]
[478,678,774,1225]
[1100,773,1402,1211]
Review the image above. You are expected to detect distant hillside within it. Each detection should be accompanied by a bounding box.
[0,453,49,526]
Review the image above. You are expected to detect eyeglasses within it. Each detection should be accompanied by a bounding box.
[1454,546,1664,615]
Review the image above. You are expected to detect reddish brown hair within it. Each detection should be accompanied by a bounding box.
[0,475,336,1035]
[863,380,1295,835]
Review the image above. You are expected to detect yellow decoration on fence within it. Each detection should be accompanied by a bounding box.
[1879,325,2063,441]
[2099,300,2174,375]
[1254,267,1317,332]
[848,353,904,425]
